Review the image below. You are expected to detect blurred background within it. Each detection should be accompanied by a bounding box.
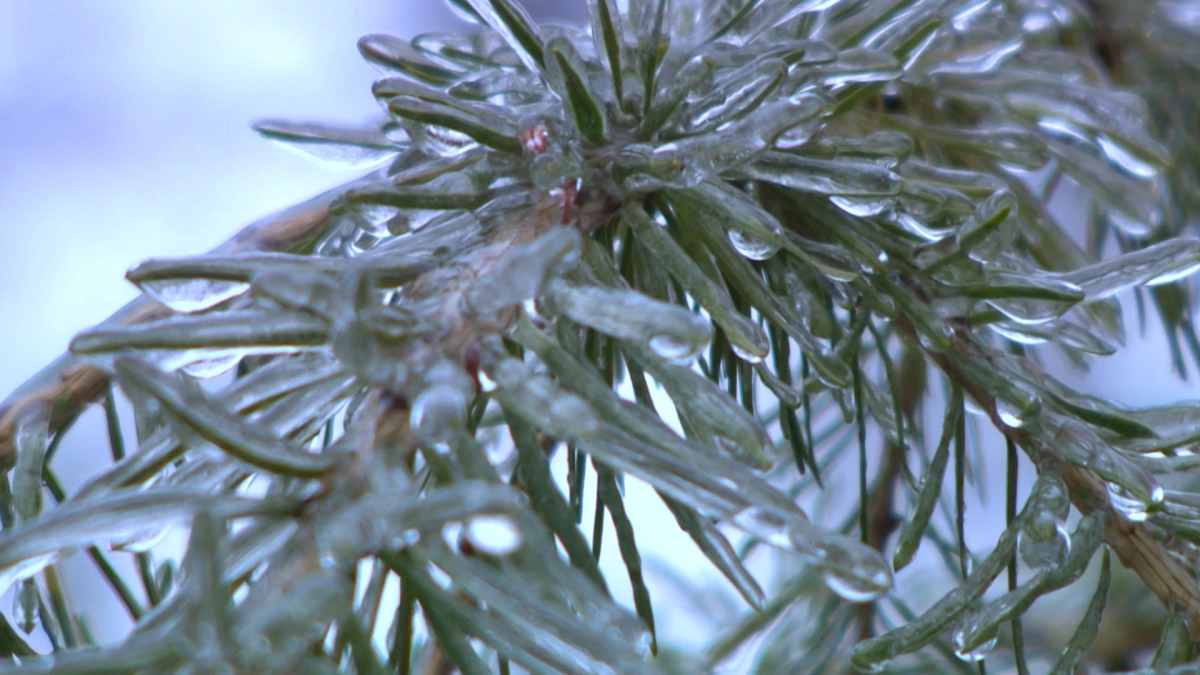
[0,1,1195,670]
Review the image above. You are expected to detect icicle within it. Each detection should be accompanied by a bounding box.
[544,280,712,362]
[639,54,715,137]
[252,119,400,170]
[319,484,527,571]
[680,58,787,134]
[809,48,903,86]
[114,358,340,478]
[739,152,901,196]
[138,278,250,315]
[357,33,461,84]
[624,342,772,468]
[977,273,1084,326]
[250,270,339,319]
[1061,239,1200,301]
[1018,473,1071,570]
[671,180,785,261]
[623,203,771,360]
[0,491,293,597]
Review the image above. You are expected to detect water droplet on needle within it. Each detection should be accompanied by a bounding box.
[464,515,523,556]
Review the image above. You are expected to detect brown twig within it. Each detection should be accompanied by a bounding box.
[856,439,904,642]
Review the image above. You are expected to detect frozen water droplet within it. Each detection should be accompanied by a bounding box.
[1018,514,1070,569]
[821,567,889,603]
[1036,473,1071,519]
[441,521,464,548]
[953,624,998,662]
[896,213,955,242]
[963,396,988,417]
[110,525,171,554]
[1147,262,1200,286]
[387,528,420,550]
[631,629,654,657]
[916,323,956,351]
[728,230,780,260]
[810,535,893,602]
[1021,11,1056,33]
[730,341,767,364]
[464,515,523,556]
[1107,482,1152,522]
[987,290,1081,325]
[769,94,827,150]
[181,353,243,379]
[410,385,467,443]
[1096,135,1159,179]
[14,580,39,634]
[647,333,703,363]
[830,196,892,217]
[0,552,59,597]
[548,396,599,440]
[996,399,1027,428]
[730,507,792,549]
[774,124,818,150]
[1106,209,1152,237]
[139,278,248,314]
[477,369,498,393]
[414,124,480,158]
[990,324,1047,346]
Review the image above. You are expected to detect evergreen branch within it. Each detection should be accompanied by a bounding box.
[3,0,1200,669]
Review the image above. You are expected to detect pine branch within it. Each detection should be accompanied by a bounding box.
[2,0,1200,670]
